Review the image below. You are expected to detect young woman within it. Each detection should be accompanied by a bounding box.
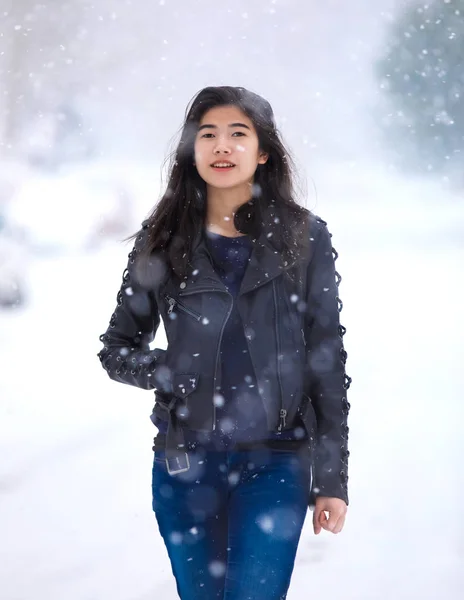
[98,86,351,600]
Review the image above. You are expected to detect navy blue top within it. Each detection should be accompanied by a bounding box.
[205,229,270,444]
[155,228,305,449]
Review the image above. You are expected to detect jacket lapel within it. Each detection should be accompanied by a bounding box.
[238,234,297,295]
[177,228,297,297]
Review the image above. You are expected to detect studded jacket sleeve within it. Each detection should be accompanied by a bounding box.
[305,218,351,505]
[97,223,166,390]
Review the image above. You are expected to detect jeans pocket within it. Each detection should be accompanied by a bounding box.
[153,449,167,463]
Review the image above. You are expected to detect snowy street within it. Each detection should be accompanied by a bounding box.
[2,0,464,597]
[1,208,462,599]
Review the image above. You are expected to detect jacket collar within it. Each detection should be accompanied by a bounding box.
[175,227,297,297]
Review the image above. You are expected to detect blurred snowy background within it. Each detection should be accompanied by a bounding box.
[0,0,463,599]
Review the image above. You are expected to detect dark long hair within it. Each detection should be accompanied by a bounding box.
[132,86,310,279]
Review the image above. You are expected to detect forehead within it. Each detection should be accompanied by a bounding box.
[199,105,254,128]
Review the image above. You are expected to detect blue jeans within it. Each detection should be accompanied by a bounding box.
[152,446,310,600]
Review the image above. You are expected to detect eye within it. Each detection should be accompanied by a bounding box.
[232,131,246,137]
[200,133,214,139]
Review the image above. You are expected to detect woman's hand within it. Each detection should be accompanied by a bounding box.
[313,496,347,535]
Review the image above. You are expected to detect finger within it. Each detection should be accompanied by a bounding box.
[325,511,340,532]
[319,509,329,531]
[313,507,324,535]
[332,513,346,534]
[313,508,321,535]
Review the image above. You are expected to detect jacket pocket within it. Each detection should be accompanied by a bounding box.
[172,372,200,399]
[154,372,200,415]
[164,294,202,321]
[153,449,167,463]
[299,394,317,443]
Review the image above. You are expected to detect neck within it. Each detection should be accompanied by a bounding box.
[205,182,252,236]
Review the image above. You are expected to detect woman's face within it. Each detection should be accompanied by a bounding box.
[193,105,268,190]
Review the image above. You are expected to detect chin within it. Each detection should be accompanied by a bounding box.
[204,175,251,190]
[209,181,242,190]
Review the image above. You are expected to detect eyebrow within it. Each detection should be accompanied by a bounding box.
[198,122,251,132]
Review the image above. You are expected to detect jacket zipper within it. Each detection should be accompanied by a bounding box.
[212,291,233,430]
[164,294,202,321]
[278,409,287,431]
[197,245,234,431]
[169,286,233,431]
[273,280,287,433]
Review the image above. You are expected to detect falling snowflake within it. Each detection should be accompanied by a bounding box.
[209,561,226,577]
[293,427,306,440]
[219,417,234,433]
[228,471,240,486]
[213,393,225,407]
[169,531,183,545]
[257,515,274,534]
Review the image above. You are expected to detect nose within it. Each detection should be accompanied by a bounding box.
[213,138,232,155]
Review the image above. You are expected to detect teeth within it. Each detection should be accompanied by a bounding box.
[213,163,234,167]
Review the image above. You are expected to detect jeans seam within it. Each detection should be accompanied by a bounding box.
[223,450,233,599]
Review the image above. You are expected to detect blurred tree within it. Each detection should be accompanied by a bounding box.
[1,0,30,151]
[0,2,97,162]
[376,0,464,182]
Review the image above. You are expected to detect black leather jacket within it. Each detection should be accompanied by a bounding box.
[97,214,351,504]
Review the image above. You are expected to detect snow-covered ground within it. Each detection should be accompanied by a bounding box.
[1,171,463,599]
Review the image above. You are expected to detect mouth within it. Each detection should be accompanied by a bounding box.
[210,161,236,170]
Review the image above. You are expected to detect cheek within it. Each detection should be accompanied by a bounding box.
[235,144,259,169]
[193,143,202,158]
[194,148,205,166]
[234,140,260,161]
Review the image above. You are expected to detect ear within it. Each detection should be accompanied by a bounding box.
[258,152,269,165]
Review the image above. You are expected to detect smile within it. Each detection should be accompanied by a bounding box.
[211,162,236,169]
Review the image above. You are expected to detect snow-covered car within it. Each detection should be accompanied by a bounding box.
[5,161,154,254]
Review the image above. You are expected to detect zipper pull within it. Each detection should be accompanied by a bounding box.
[277,409,287,432]
[165,295,176,315]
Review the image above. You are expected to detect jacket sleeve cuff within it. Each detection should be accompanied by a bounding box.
[310,475,349,507]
